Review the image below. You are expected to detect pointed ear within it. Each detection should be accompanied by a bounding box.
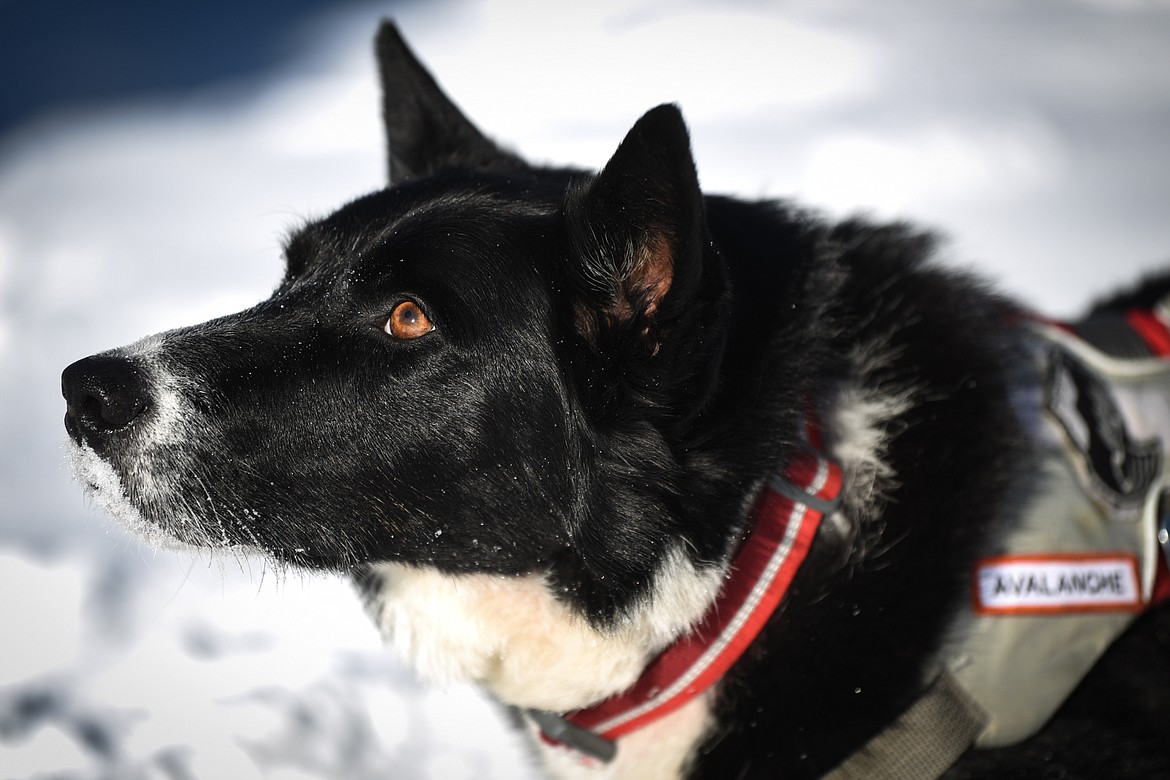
[375,22,527,183]
[562,104,708,354]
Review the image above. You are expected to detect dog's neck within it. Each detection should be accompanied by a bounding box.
[529,448,843,763]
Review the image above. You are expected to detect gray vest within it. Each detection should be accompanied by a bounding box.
[945,321,1170,746]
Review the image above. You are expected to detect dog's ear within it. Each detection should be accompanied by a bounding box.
[375,21,527,184]
[562,105,728,417]
[563,104,701,347]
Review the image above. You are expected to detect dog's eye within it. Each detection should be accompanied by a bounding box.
[384,300,434,340]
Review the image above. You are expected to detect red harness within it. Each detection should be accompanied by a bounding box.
[533,447,843,762]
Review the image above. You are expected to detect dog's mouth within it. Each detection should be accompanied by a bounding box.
[64,442,158,538]
[65,438,200,549]
[60,391,392,567]
[61,348,245,552]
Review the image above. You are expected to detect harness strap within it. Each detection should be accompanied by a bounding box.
[1073,312,1162,359]
[821,671,989,780]
[533,448,842,762]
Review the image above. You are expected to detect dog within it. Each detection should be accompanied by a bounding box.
[61,21,1170,779]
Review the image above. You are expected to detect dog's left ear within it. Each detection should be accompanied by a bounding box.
[563,105,728,415]
[375,22,527,183]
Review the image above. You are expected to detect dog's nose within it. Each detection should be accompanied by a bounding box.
[61,354,151,446]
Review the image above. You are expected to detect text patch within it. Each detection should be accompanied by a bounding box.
[974,555,1142,614]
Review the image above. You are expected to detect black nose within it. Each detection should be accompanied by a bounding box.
[62,354,151,446]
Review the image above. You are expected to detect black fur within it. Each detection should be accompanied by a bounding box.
[60,21,1170,779]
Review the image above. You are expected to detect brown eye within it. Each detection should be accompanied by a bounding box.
[384,300,434,340]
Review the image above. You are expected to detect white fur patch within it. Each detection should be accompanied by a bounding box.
[825,342,915,540]
[827,386,910,526]
[120,333,201,451]
[366,545,722,713]
[67,440,155,536]
[66,438,227,554]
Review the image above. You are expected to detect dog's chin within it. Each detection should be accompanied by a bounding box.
[66,441,240,554]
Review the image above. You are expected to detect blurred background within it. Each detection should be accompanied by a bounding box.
[1,1,1168,778]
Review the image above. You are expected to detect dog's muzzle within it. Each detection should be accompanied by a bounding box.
[61,353,151,451]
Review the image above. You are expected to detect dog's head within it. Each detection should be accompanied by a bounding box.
[61,23,732,620]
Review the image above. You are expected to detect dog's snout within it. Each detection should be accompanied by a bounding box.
[62,354,151,445]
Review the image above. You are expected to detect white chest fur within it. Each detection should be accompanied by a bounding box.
[363,555,720,777]
[364,546,721,714]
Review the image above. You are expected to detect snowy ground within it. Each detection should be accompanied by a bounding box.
[2,1,1169,778]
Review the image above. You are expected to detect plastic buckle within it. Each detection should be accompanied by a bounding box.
[527,709,617,763]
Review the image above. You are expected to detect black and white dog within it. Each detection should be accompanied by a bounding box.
[61,22,1170,779]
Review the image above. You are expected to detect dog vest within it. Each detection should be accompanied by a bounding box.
[531,306,1170,777]
[826,308,1170,779]
[940,314,1170,745]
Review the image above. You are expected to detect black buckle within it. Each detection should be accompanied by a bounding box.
[767,457,843,516]
[527,709,617,763]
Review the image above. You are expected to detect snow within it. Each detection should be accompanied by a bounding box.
[2,1,1169,778]
[0,547,535,779]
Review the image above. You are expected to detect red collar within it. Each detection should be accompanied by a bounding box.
[532,447,843,763]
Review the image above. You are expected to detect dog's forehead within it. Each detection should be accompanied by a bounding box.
[284,175,566,285]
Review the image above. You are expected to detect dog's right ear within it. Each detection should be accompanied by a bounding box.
[376,22,527,184]
[561,105,729,426]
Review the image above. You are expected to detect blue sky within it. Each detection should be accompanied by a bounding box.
[0,0,388,136]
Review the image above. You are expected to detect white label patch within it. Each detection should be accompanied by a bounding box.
[974,555,1143,615]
